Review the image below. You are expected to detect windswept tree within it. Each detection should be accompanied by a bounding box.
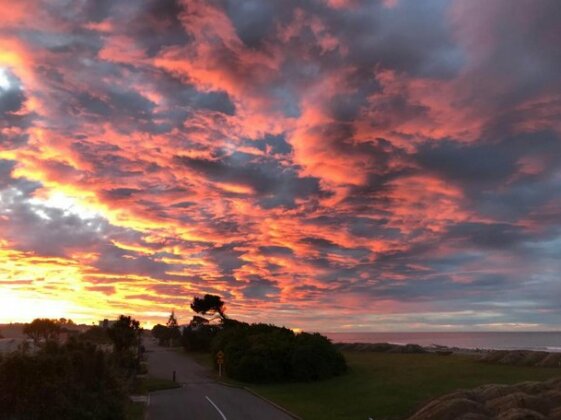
[189,315,210,328]
[182,295,226,352]
[23,319,63,345]
[190,294,226,321]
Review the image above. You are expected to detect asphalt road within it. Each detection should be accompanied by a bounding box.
[145,340,294,420]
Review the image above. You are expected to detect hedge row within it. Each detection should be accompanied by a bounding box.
[210,322,347,383]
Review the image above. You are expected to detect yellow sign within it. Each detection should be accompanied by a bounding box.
[216,350,225,364]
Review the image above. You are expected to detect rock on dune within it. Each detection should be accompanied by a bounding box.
[549,406,561,420]
[408,378,561,420]
[480,351,510,363]
[536,353,561,368]
[495,408,546,420]
[408,397,487,420]
[479,384,517,401]
[456,414,491,420]
[480,350,561,368]
[520,352,549,366]
[334,342,426,353]
[485,392,548,415]
[498,352,531,365]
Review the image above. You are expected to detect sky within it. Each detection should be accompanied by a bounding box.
[0,0,560,331]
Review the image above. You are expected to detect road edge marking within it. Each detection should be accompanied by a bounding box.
[206,395,228,420]
[241,386,303,420]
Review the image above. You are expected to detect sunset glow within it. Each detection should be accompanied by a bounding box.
[0,0,560,331]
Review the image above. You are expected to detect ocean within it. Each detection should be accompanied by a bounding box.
[324,332,561,352]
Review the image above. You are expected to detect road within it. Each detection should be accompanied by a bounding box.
[145,340,294,420]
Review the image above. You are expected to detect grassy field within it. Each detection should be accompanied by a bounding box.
[234,352,561,419]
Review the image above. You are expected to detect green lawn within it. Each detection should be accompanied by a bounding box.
[241,352,561,420]
[130,375,181,395]
[144,376,182,392]
[125,401,145,420]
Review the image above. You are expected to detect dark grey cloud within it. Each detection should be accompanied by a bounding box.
[207,243,246,275]
[241,275,280,299]
[444,222,527,250]
[176,152,324,208]
[0,70,32,148]
[94,244,178,278]
[416,131,561,221]
[259,245,294,256]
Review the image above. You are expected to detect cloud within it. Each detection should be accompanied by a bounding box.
[0,0,560,330]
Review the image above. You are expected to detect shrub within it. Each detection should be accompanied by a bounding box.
[79,325,111,345]
[291,333,347,381]
[211,323,347,383]
[182,325,220,352]
[0,340,127,419]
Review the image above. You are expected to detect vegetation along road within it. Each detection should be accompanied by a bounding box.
[145,339,293,420]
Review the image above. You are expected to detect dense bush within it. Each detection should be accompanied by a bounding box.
[182,324,220,352]
[78,325,111,345]
[0,340,127,419]
[152,324,181,346]
[211,322,347,383]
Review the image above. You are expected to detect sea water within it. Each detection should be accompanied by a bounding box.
[324,332,561,352]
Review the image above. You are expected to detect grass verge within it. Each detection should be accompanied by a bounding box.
[131,375,181,395]
[125,401,145,420]
[145,376,182,392]
[245,352,561,420]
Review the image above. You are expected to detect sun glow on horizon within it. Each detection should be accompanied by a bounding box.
[0,289,76,323]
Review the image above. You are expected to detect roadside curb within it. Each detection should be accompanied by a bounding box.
[242,386,303,420]
[216,380,302,420]
[144,394,150,420]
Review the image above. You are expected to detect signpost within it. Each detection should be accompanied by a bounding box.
[216,350,225,378]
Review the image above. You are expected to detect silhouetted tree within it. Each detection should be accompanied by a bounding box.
[58,318,74,327]
[189,315,210,328]
[107,315,141,352]
[167,310,178,328]
[23,319,62,345]
[0,340,126,419]
[156,310,181,346]
[190,294,226,321]
[79,325,111,345]
[151,324,168,345]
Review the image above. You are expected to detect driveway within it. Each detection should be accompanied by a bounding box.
[145,340,294,420]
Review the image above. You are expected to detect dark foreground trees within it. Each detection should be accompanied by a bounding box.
[0,315,144,419]
[181,295,225,352]
[107,315,141,353]
[185,294,346,383]
[0,340,127,419]
[190,294,226,321]
[211,322,347,383]
[23,318,63,345]
[155,294,347,384]
[151,311,181,346]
